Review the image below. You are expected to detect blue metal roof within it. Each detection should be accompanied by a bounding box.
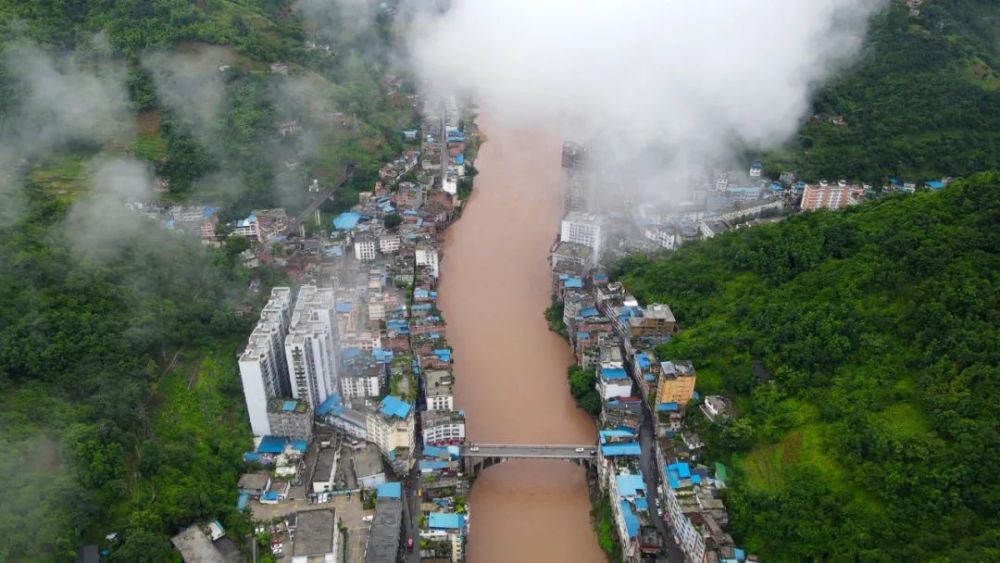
[243,452,261,463]
[379,396,411,419]
[601,443,641,457]
[290,439,308,453]
[616,473,646,497]
[564,277,583,289]
[316,394,345,416]
[257,436,286,454]
[428,512,465,530]
[336,301,352,313]
[657,402,679,412]
[423,446,448,458]
[282,400,297,412]
[433,349,452,362]
[619,500,639,538]
[455,153,465,165]
[262,490,280,501]
[636,353,651,368]
[599,429,636,443]
[580,307,599,318]
[377,482,402,499]
[333,212,362,230]
[237,492,249,510]
[927,180,945,189]
[601,367,628,380]
[634,497,649,511]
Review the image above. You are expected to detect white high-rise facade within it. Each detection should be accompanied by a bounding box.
[238,288,292,437]
[285,286,339,409]
[560,212,605,266]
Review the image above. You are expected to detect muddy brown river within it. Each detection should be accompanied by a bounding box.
[437,116,605,562]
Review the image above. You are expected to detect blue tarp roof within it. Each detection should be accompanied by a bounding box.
[577,332,589,340]
[333,212,362,230]
[282,400,297,412]
[237,492,249,510]
[336,301,353,313]
[601,367,628,380]
[243,452,261,463]
[316,394,345,416]
[619,500,639,538]
[634,497,649,511]
[455,153,465,165]
[262,491,280,501]
[419,460,450,471]
[580,307,599,318]
[373,349,394,363]
[290,439,308,453]
[433,349,452,363]
[379,396,411,419]
[257,436,286,454]
[428,513,465,530]
[601,443,642,457]
[657,402,680,412]
[616,473,646,497]
[564,277,583,289]
[377,482,402,499]
[927,180,945,189]
[636,353,651,369]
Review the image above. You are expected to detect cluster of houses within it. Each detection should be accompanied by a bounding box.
[559,142,954,261]
[226,93,474,562]
[549,154,757,563]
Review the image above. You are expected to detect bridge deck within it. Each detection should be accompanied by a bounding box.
[460,444,597,459]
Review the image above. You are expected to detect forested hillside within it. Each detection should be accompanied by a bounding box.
[767,0,1000,184]
[615,175,1000,561]
[0,1,409,560]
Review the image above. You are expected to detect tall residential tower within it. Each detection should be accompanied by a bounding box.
[238,288,292,437]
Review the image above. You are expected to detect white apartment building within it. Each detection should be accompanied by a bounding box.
[285,286,339,409]
[340,373,381,399]
[423,370,455,411]
[421,411,466,446]
[366,396,416,461]
[644,226,677,250]
[560,212,605,266]
[415,246,439,278]
[379,234,401,254]
[238,288,292,437]
[354,238,377,261]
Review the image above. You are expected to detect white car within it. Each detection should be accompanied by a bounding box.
[469,446,480,452]
[574,447,586,453]
[362,515,374,522]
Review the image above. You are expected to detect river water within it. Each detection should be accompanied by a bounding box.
[437,116,605,563]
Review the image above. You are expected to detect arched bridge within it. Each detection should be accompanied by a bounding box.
[460,444,597,477]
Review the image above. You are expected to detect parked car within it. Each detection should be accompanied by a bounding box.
[469,446,480,452]
[362,515,374,522]
[574,447,586,452]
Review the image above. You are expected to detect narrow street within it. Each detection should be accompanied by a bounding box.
[639,401,685,563]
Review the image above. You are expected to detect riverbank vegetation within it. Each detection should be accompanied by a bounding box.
[590,494,623,563]
[567,365,601,416]
[544,301,568,339]
[613,174,1000,561]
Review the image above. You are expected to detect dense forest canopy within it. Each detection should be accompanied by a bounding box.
[0,1,410,560]
[765,0,1000,185]
[615,174,1000,561]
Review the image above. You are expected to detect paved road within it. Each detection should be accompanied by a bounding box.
[638,398,685,563]
[460,444,597,459]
